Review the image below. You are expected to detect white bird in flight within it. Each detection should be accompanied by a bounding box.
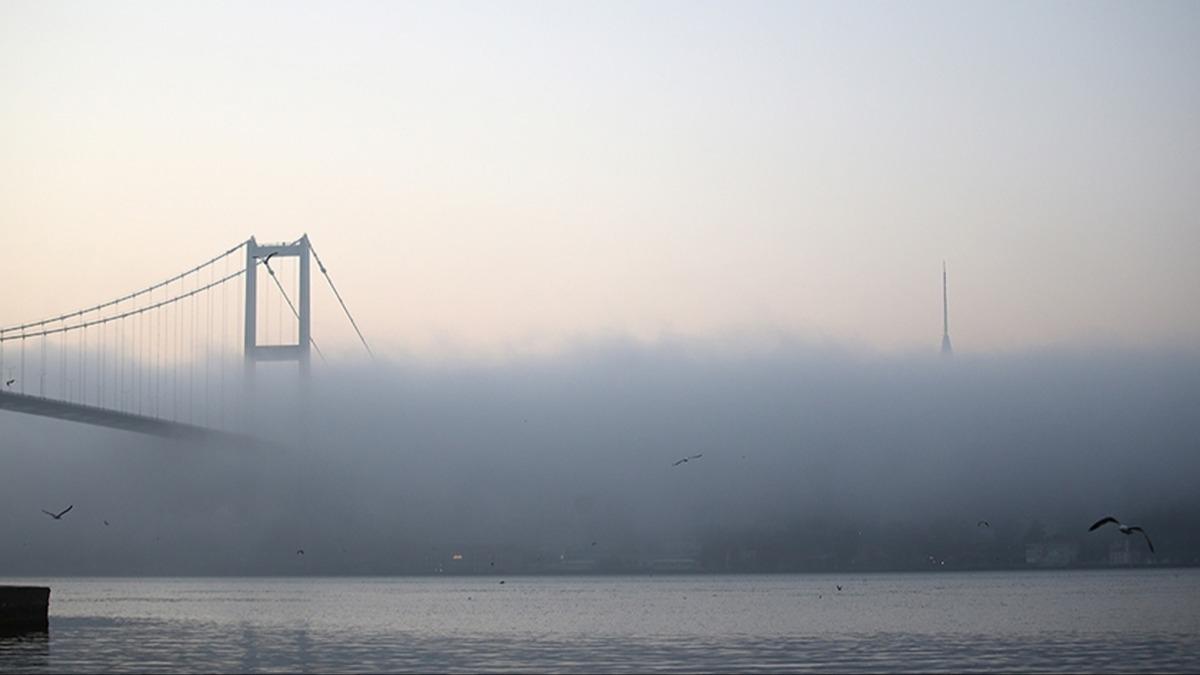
[1088,516,1154,553]
[672,453,703,467]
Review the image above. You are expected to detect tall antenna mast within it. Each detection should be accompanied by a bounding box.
[941,260,953,356]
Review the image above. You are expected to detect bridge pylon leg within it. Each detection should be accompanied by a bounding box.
[243,235,312,436]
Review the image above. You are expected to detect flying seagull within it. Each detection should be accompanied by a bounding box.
[977,520,991,528]
[258,252,279,277]
[296,549,305,556]
[5,378,14,387]
[41,505,73,520]
[671,453,704,467]
[1088,516,1154,553]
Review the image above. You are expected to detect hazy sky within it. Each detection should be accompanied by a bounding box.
[2,1,1198,358]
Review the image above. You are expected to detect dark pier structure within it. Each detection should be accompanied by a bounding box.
[0,586,49,634]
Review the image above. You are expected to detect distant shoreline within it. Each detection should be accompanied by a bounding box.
[4,564,1197,580]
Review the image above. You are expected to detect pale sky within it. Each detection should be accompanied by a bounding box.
[2,0,1198,358]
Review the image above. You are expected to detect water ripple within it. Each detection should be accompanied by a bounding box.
[2,571,1198,673]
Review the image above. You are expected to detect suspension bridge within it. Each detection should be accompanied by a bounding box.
[0,235,370,441]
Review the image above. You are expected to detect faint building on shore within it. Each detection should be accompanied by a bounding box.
[1107,538,1153,566]
[1025,537,1078,567]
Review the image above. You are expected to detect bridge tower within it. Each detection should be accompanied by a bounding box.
[244,235,311,387]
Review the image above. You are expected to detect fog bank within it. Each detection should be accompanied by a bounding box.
[2,340,1198,575]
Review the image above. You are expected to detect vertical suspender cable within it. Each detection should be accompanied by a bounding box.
[154,288,160,417]
[135,308,140,412]
[140,301,145,414]
[117,306,123,410]
[60,318,66,401]
[174,279,180,422]
[292,259,298,344]
[221,254,228,428]
[158,287,163,417]
[100,318,105,407]
[277,262,283,345]
[82,323,87,405]
[187,279,191,423]
[207,264,213,425]
[189,276,194,422]
[76,320,82,402]
[236,261,243,419]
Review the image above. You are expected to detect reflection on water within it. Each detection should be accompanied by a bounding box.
[0,630,47,674]
[2,570,1199,673]
[9,618,1200,674]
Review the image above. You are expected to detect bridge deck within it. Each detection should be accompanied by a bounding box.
[0,390,239,441]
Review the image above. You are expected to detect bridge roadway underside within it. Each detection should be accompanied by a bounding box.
[0,390,233,441]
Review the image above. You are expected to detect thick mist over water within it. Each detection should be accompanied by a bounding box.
[1,340,1198,575]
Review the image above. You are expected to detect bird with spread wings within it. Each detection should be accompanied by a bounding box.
[1089,516,1154,553]
[41,505,73,520]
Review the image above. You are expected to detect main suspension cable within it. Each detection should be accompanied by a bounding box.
[0,239,249,335]
[0,268,246,342]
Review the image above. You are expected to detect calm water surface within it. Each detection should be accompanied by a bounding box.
[1,569,1198,673]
